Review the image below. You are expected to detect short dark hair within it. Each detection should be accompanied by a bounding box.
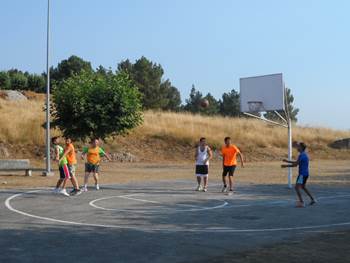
[199,137,206,142]
[51,136,59,144]
[299,142,307,151]
[90,138,99,143]
[224,137,231,142]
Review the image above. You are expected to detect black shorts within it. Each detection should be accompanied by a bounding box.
[85,163,100,173]
[195,165,209,176]
[296,175,308,185]
[222,165,236,177]
[59,164,71,179]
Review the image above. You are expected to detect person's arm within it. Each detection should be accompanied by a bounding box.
[59,147,72,163]
[281,158,299,168]
[100,148,112,161]
[54,147,60,162]
[81,147,87,161]
[204,147,213,164]
[238,152,244,168]
[194,148,198,162]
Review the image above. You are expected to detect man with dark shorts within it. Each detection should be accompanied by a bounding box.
[194,137,213,192]
[282,142,316,207]
[81,138,112,191]
[221,137,244,194]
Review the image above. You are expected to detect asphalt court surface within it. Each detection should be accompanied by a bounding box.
[1,180,350,262]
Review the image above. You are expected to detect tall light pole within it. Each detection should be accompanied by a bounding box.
[43,0,53,176]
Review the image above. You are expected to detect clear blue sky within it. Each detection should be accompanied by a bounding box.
[1,0,349,130]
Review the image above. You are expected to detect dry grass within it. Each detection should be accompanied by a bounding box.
[0,99,349,160]
[139,111,350,151]
[0,99,58,145]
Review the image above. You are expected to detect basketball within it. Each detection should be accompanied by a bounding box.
[200,99,209,108]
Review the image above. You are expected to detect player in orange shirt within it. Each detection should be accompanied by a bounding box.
[59,137,82,195]
[221,137,244,194]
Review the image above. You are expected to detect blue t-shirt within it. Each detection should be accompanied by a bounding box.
[298,151,309,177]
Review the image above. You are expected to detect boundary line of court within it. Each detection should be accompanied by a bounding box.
[4,190,350,233]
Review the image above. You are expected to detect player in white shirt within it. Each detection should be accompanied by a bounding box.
[194,137,213,192]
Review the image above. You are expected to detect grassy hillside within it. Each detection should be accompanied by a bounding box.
[0,97,349,161]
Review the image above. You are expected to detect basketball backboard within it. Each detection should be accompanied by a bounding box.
[240,73,285,113]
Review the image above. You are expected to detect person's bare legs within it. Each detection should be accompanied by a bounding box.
[222,176,228,187]
[196,176,201,186]
[302,186,315,202]
[295,185,304,207]
[55,179,63,189]
[84,172,90,188]
[228,175,234,190]
[94,173,99,187]
[203,176,208,189]
[70,175,79,190]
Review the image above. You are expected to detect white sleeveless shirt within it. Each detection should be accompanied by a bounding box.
[196,146,209,165]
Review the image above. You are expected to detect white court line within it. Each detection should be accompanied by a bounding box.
[89,194,228,213]
[4,190,350,233]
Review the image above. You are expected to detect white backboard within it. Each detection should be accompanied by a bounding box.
[240,73,285,112]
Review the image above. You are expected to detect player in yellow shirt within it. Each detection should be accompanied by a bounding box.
[81,138,112,191]
[221,137,244,194]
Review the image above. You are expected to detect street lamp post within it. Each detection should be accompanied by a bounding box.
[43,0,53,176]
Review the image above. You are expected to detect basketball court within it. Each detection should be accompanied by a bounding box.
[1,179,350,262]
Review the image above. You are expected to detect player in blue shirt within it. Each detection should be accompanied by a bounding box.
[282,142,316,207]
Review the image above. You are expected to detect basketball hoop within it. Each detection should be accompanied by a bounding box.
[247,101,264,112]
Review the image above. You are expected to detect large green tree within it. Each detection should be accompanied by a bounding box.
[52,71,143,140]
[264,88,299,122]
[51,55,93,85]
[118,57,181,110]
[219,89,240,117]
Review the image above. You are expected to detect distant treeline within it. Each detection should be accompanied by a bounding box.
[0,55,298,120]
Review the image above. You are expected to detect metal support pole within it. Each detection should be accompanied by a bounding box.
[43,0,53,176]
[287,118,292,188]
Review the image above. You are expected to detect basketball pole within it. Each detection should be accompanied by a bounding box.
[287,118,292,188]
[285,85,293,189]
[43,0,53,176]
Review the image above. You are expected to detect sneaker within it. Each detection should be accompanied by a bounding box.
[203,187,208,192]
[95,184,100,190]
[59,189,70,197]
[81,185,88,192]
[52,188,60,194]
[309,200,317,206]
[70,189,82,196]
[228,189,234,195]
[296,201,305,208]
[195,185,202,191]
[221,186,228,193]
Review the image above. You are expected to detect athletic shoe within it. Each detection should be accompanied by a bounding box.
[221,186,228,193]
[81,186,88,192]
[309,200,317,206]
[195,185,202,191]
[60,189,70,197]
[52,188,60,194]
[203,187,208,192]
[295,201,305,208]
[70,189,82,196]
[95,184,100,190]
